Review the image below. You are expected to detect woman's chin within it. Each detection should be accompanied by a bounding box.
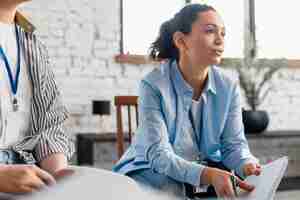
[210,57,222,65]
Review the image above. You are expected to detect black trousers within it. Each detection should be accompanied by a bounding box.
[185,159,231,199]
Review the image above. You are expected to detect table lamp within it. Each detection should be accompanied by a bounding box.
[92,100,111,132]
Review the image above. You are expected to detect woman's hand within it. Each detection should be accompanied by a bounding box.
[201,167,255,198]
[243,163,262,177]
[39,153,68,176]
[53,168,75,181]
[0,164,56,194]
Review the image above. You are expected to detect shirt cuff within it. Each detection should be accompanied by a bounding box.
[34,129,75,162]
[185,162,206,186]
[236,157,259,179]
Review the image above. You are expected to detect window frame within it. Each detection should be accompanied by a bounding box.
[115,0,300,67]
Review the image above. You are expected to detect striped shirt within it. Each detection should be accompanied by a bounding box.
[0,21,32,148]
[4,13,75,162]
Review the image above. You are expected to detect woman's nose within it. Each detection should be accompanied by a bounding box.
[215,33,224,45]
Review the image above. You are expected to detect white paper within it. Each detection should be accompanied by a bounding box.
[239,156,288,200]
[0,158,288,200]
[34,166,149,200]
[0,166,149,200]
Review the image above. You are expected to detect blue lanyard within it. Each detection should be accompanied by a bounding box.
[0,23,21,96]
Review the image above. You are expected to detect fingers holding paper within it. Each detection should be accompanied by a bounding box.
[202,167,233,198]
[243,163,262,177]
[202,166,257,198]
[53,168,75,181]
[235,177,255,192]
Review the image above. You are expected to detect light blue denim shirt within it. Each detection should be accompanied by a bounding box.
[113,60,258,187]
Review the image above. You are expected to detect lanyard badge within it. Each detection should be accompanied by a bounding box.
[0,24,21,112]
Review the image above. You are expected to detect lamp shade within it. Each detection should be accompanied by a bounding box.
[92,100,111,115]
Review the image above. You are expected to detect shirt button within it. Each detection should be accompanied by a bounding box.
[185,106,189,111]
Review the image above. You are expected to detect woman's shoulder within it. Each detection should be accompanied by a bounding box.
[16,11,47,50]
[142,61,172,87]
[15,11,36,34]
[211,65,239,89]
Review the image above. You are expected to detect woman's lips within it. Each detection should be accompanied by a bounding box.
[213,49,224,56]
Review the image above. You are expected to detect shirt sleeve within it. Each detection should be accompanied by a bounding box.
[220,83,259,178]
[135,80,206,187]
[32,43,75,163]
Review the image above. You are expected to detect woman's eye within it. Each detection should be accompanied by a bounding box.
[204,26,215,33]
[203,25,225,37]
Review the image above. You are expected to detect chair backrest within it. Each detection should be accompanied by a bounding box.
[114,96,139,159]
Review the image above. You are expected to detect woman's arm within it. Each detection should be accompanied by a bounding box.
[32,42,74,166]
[220,83,259,177]
[39,153,68,175]
[135,80,204,187]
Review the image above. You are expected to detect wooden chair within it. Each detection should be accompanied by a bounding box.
[114,96,139,159]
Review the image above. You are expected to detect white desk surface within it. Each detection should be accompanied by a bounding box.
[0,166,150,200]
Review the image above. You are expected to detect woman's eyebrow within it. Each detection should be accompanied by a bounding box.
[201,23,226,32]
[202,23,225,29]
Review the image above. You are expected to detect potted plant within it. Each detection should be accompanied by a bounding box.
[221,1,288,134]
[222,56,287,134]
[236,57,287,134]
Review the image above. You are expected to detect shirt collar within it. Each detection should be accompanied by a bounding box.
[170,60,217,97]
[15,11,35,33]
[206,65,217,95]
[170,60,193,96]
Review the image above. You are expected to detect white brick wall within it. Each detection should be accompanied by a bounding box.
[261,69,300,130]
[20,0,300,137]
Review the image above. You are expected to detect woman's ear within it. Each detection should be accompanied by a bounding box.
[173,31,187,52]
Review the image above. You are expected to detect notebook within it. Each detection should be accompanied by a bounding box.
[239,156,289,200]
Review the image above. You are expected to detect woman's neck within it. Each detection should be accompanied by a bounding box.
[178,57,209,100]
[0,3,18,24]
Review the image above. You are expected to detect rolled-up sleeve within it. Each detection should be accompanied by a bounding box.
[220,83,258,178]
[136,81,205,186]
[34,105,75,163]
[33,43,75,162]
